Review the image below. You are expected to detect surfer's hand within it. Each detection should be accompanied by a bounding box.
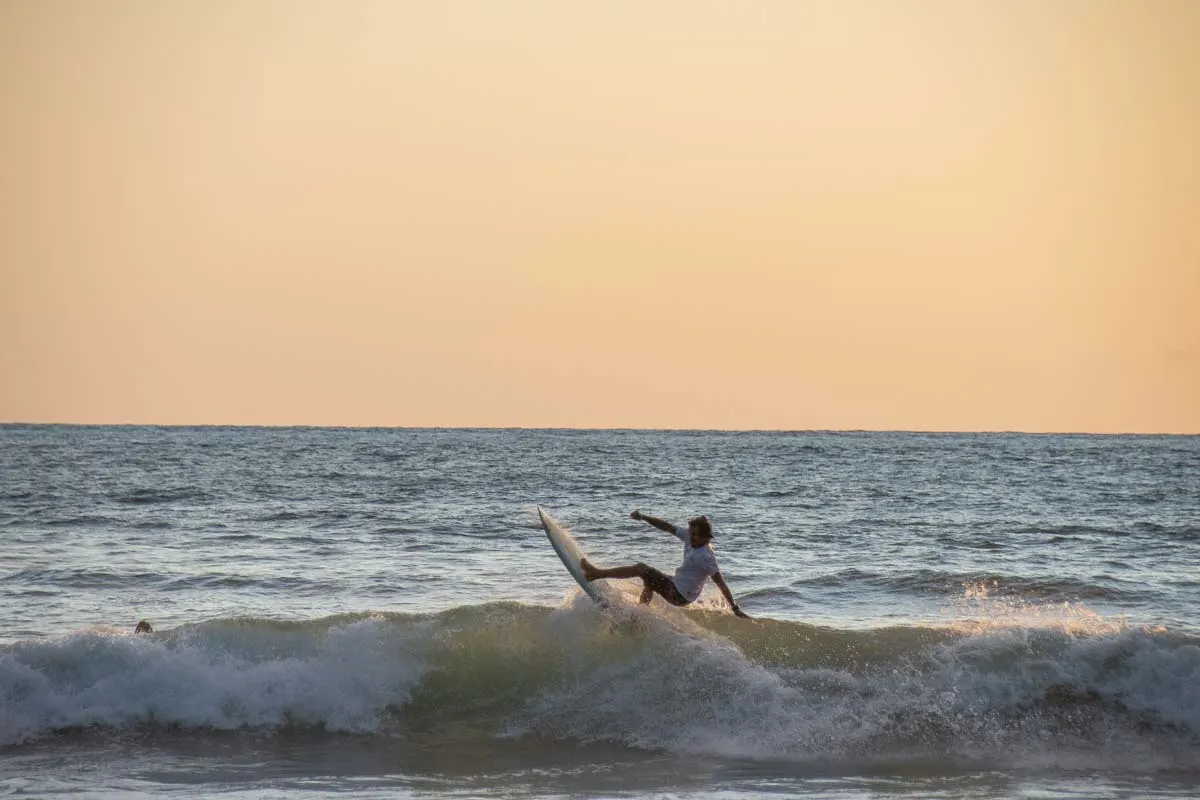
[732,604,750,619]
[630,510,643,521]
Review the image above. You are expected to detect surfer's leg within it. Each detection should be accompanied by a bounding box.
[581,559,651,581]
[580,560,685,605]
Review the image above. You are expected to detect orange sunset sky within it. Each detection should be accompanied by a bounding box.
[2,0,1197,432]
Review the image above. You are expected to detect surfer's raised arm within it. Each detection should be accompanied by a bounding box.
[629,509,678,535]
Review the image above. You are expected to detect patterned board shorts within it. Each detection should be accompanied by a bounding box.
[641,567,690,606]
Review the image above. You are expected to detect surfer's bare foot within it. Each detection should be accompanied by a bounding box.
[580,558,599,581]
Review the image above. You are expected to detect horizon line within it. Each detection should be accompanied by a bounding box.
[1,421,1196,437]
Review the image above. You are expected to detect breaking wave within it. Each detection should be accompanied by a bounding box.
[2,599,1198,770]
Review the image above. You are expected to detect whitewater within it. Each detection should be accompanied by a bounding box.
[2,426,1198,798]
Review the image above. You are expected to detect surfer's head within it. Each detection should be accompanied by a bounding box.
[687,516,713,547]
[134,620,153,634]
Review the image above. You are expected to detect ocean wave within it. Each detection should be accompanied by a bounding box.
[4,568,164,589]
[1013,524,1126,536]
[789,569,1142,602]
[2,569,341,595]
[157,574,344,593]
[247,511,312,523]
[1014,522,1200,541]
[112,487,207,506]
[131,520,173,529]
[2,602,1197,768]
[892,570,1136,600]
[41,515,118,528]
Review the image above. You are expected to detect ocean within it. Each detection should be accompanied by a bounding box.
[2,425,1198,798]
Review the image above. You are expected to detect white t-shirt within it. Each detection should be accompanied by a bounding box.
[671,524,719,602]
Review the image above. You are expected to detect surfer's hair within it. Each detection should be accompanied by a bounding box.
[689,516,713,539]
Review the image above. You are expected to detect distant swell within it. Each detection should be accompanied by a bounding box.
[113,487,206,505]
[791,569,1141,601]
[2,602,1198,769]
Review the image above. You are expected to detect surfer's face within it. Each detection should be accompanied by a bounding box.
[688,523,712,548]
[687,515,713,547]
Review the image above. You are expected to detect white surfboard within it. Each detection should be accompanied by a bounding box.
[537,506,620,607]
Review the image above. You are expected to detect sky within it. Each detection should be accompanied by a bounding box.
[2,0,1197,432]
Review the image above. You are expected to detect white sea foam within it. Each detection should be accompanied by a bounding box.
[0,616,428,746]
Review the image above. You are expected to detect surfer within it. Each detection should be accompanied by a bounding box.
[581,510,750,618]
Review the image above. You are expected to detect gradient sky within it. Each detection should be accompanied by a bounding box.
[2,0,1197,431]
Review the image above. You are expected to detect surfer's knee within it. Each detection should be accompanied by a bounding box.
[633,562,649,575]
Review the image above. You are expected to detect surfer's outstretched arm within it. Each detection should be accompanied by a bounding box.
[630,509,678,535]
[712,572,750,618]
